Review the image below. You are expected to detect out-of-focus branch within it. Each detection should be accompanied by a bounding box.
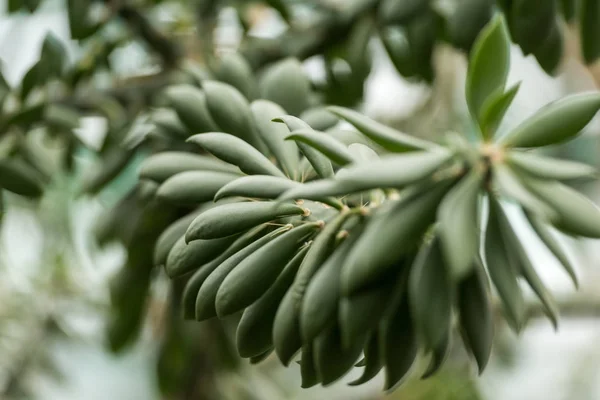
[103,0,183,68]
[241,0,381,69]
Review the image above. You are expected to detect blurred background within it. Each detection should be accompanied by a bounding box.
[2,1,600,399]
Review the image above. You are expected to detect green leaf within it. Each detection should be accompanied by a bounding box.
[156,171,239,205]
[259,58,311,116]
[164,85,220,134]
[216,223,318,317]
[336,150,452,189]
[560,0,576,21]
[0,159,44,198]
[286,129,355,166]
[466,14,511,127]
[533,21,563,75]
[524,210,578,287]
[300,344,320,388]
[195,225,288,320]
[484,196,526,332]
[185,201,305,241]
[492,163,558,221]
[378,0,429,24]
[154,212,200,266]
[165,233,241,278]
[341,179,454,294]
[151,109,189,140]
[507,152,597,181]
[250,100,300,179]
[380,291,417,391]
[438,168,484,280]
[521,177,600,238]
[580,0,600,64]
[499,213,559,329]
[187,132,285,177]
[20,62,40,101]
[510,0,556,55]
[327,106,433,152]
[348,333,383,386]
[479,82,521,139]
[409,236,452,351]
[447,0,494,52]
[313,323,364,386]
[500,92,600,148]
[138,151,241,183]
[300,107,339,132]
[457,260,494,374]
[236,246,308,358]
[273,117,335,179]
[214,175,299,201]
[300,227,360,342]
[212,52,256,99]
[8,0,21,12]
[39,33,67,78]
[203,80,268,153]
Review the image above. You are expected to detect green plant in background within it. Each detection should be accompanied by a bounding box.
[2,1,600,398]
[147,14,600,392]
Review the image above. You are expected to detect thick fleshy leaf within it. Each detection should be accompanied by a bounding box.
[336,150,453,188]
[260,58,311,116]
[378,0,429,24]
[273,116,335,179]
[466,14,510,125]
[300,344,320,388]
[138,152,241,183]
[510,0,556,55]
[164,85,220,133]
[438,168,484,280]
[165,233,241,278]
[484,197,526,331]
[533,21,563,75]
[300,107,339,131]
[185,201,305,241]
[195,226,289,321]
[154,211,202,266]
[480,82,521,139]
[507,152,598,181]
[215,175,300,201]
[212,52,255,99]
[313,323,364,386]
[187,132,285,177]
[216,223,319,317]
[499,214,559,329]
[457,260,494,374]
[499,93,600,148]
[342,179,454,295]
[326,106,433,152]
[493,163,558,221]
[202,80,267,152]
[409,236,452,351]
[156,171,239,205]
[250,100,300,178]
[521,178,600,238]
[0,159,44,198]
[524,210,578,287]
[236,246,308,358]
[348,332,383,386]
[286,129,356,166]
[580,0,600,64]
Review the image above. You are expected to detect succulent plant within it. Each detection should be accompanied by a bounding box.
[142,15,600,392]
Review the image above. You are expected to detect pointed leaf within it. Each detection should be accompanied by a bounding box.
[156,171,239,205]
[507,152,598,181]
[524,210,578,287]
[215,175,300,201]
[466,15,511,125]
[187,132,285,177]
[438,168,484,280]
[259,58,311,116]
[139,152,241,183]
[286,129,356,166]
[521,178,600,238]
[164,85,220,133]
[250,100,300,178]
[500,93,600,148]
[480,82,521,139]
[326,106,433,152]
[185,201,305,241]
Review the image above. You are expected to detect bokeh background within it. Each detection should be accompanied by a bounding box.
[2,1,600,399]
